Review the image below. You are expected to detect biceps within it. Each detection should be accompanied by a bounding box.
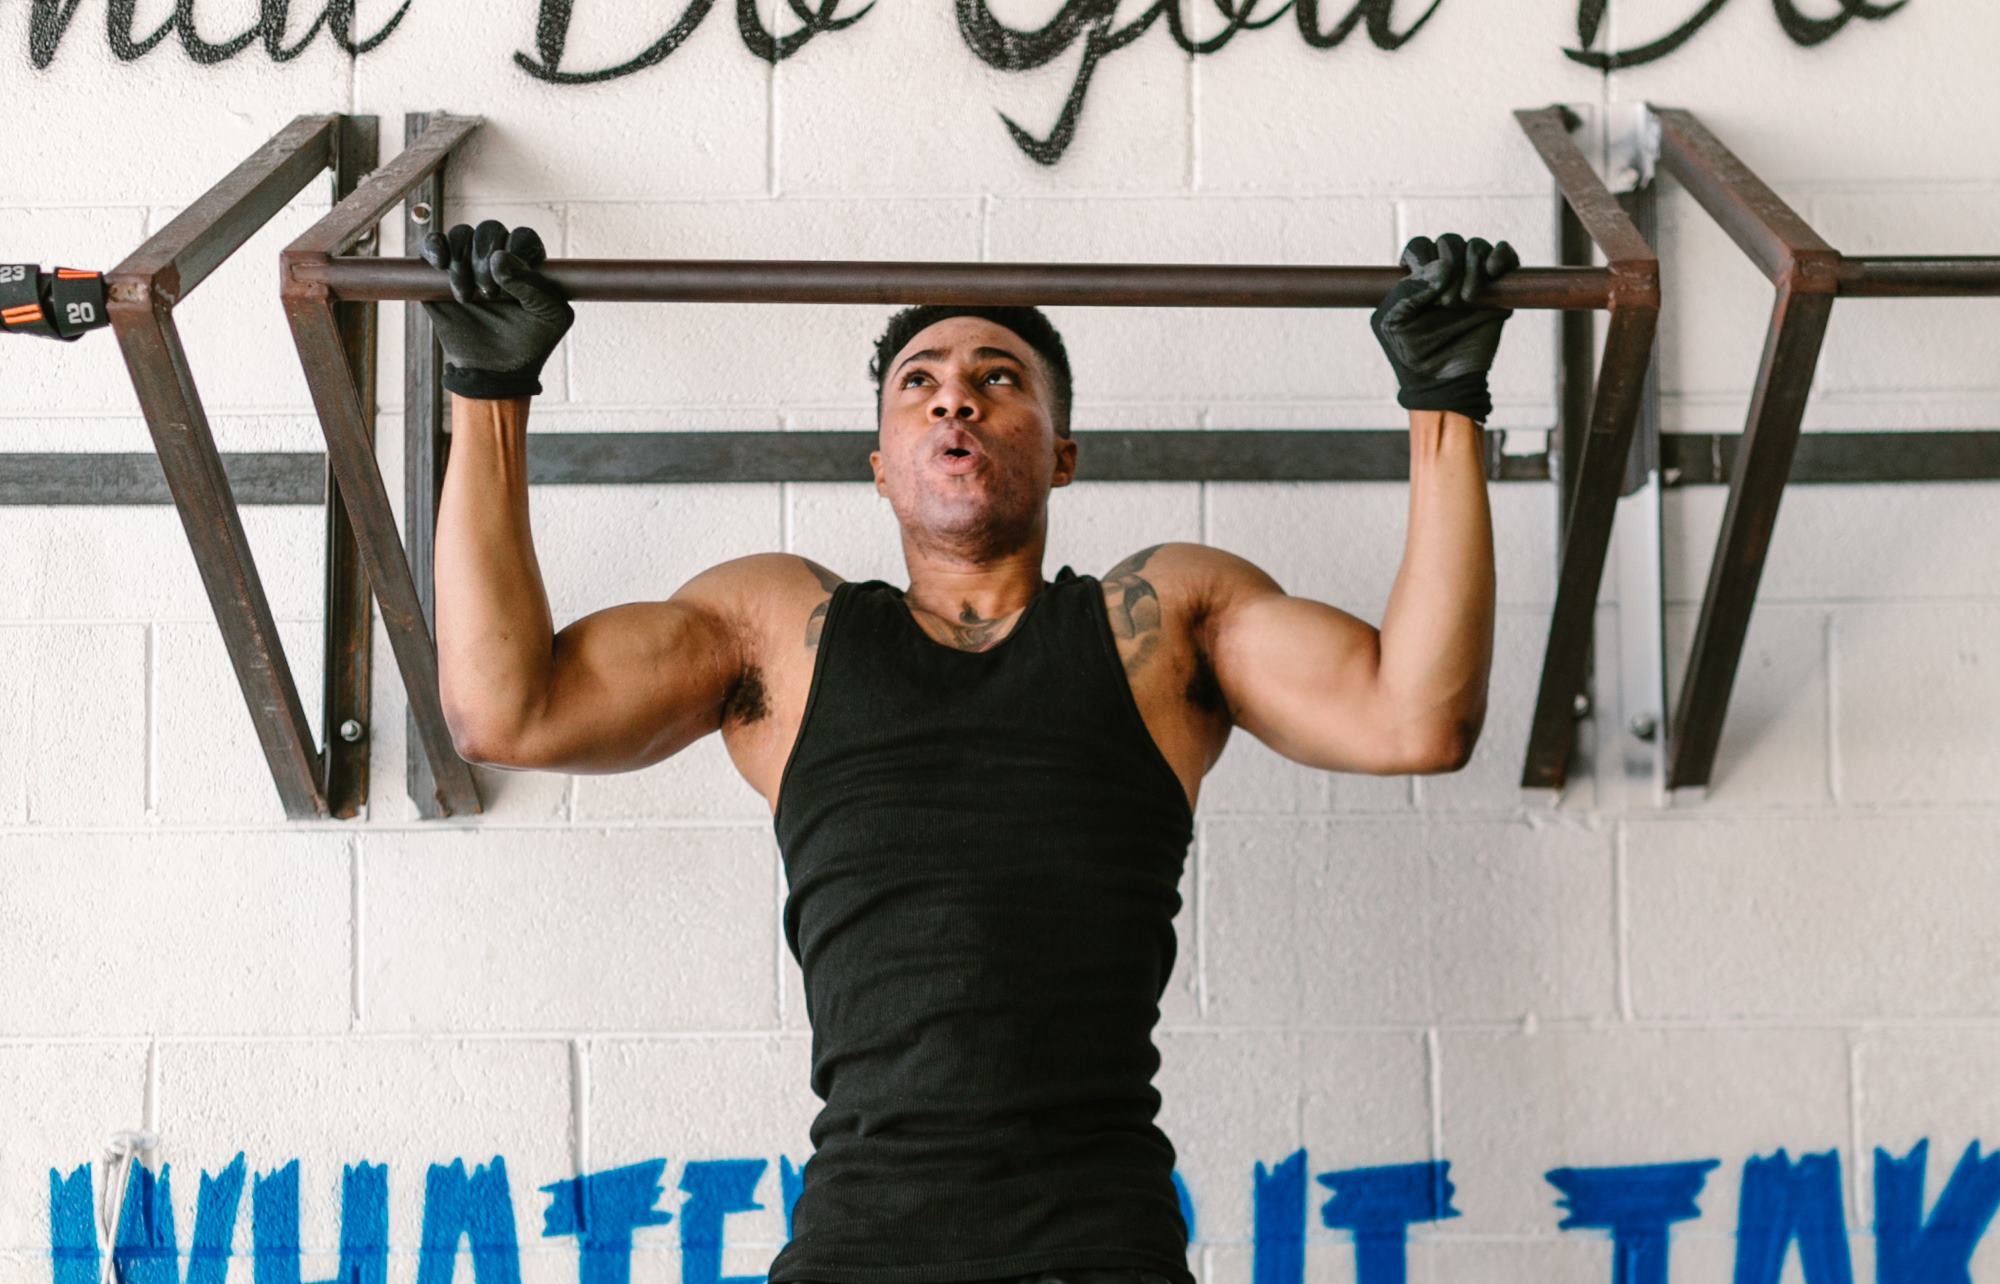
[1210,594,1433,776]
[505,599,740,773]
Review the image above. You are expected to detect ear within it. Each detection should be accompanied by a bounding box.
[1051,436,1079,489]
[869,448,886,496]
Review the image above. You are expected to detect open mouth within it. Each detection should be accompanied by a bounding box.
[935,447,983,474]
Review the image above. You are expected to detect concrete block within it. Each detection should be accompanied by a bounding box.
[153,618,325,826]
[1665,483,2000,605]
[1816,192,2000,397]
[1297,1031,1431,1173]
[1156,1029,1304,1244]
[527,483,782,627]
[1833,605,2000,805]
[1626,813,2000,1020]
[0,1043,149,1251]
[1191,6,1598,198]
[154,1038,573,1265]
[588,1034,813,1268]
[1652,180,1813,411]
[0,65,348,208]
[360,826,780,1033]
[987,196,1391,405]
[354,7,768,202]
[564,200,981,409]
[774,0,1190,195]
[0,831,351,1035]
[0,623,146,825]
[1603,4,2000,185]
[1200,816,1615,1025]
[141,199,333,431]
[1436,1028,1849,1237]
[1854,1029,2000,1237]
[1657,603,1829,809]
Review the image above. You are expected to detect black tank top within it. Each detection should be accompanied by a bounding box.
[767,564,1197,1284]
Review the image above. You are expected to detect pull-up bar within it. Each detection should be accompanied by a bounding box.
[104,106,1658,821]
[289,256,1611,309]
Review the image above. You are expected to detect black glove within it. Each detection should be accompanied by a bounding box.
[1369,233,1519,423]
[418,219,575,400]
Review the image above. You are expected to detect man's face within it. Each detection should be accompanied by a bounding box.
[871,316,1078,555]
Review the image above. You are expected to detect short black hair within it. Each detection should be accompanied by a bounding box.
[868,304,1073,439]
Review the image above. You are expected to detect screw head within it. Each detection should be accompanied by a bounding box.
[411,201,433,225]
[339,719,365,743]
[1629,712,1658,741]
[1572,692,1592,719]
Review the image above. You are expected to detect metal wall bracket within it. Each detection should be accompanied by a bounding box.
[1645,105,2000,796]
[1512,105,1662,805]
[104,114,381,821]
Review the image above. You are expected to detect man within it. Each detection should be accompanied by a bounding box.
[423,219,1515,1284]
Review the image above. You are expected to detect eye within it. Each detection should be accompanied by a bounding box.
[900,368,1018,388]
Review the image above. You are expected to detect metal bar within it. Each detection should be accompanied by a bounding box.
[15,430,2000,506]
[1648,105,1837,286]
[283,113,484,820]
[1610,180,1669,808]
[1665,280,1836,794]
[1511,105,1662,796]
[290,257,1613,310]
[290,113,481,257]
[103,115,340,821]
[404,111,457,820]
[0,452,326,504]
[321,114,379,821]
[112,115,339,304]
[1837,256,2000,297]
[1648,105,1844,797]
[1522,301,1659,792]
[1514,107,1657,272]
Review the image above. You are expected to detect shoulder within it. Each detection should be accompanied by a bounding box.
[670,553,849,646]
[1099,542,1284,649]
[1100,542,1282,607]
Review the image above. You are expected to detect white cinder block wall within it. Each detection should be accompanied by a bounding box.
[3,2,1998,1282]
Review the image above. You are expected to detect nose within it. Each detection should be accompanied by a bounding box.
[927,373,981,420]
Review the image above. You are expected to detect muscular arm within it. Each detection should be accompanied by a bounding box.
[1169,410,1495,774]
[432,392,764,773]
[433,393,556,758]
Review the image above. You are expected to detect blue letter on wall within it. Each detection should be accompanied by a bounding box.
[1546,1160,1719,1284]
[96,1156,249,1284]
[1317,1161,1459,1284]
[1732,1149,1852,1284]
[541,1160,674,1284]
[679,1160,767,1284]
[1252,1150,1307,1284]
[252,1159,389,1284]
[1875,1140,2000,1284]
[49,1165,100,1284]
[418,1158,523,1284]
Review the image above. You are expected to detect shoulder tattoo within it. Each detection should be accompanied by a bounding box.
[800,557,842,650]
[1103,544,1165,678]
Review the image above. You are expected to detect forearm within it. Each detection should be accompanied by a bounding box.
[1376,409,1496,757]
[433,392,556,751]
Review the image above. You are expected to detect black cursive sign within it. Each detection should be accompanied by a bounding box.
[26,0,410,66]
[1568,0,1906,70]
[22,0,1914,165]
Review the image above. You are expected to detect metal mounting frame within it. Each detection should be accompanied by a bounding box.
[1644,104,2000,799]
[1511,105,1662,801]
[104,113,382,821]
